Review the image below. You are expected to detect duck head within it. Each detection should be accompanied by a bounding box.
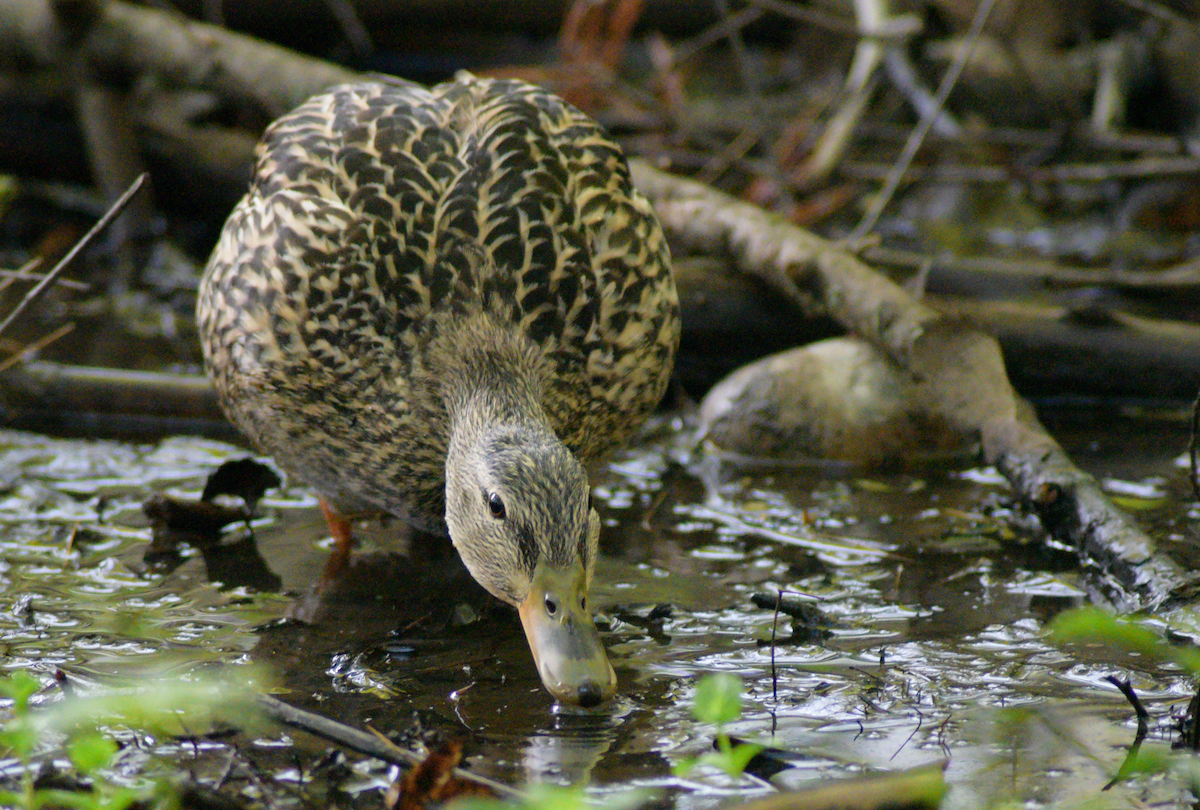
[444,420,617,707]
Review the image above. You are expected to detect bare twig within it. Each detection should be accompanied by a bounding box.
[744,0,856,34]
[255,694,520,799]
[0,172,147,339]
[790,0,888,187]
[858,119,1185,154]
[0,259,90,292]
[713,0,764,116]
[0,322,75,374]
[1104,675,1150,738]
[841,154,1200,185]
[882,47,960,138]
[1116,0,1194,26]
[669,5,763,66]
[1102,674,1150,791]
[770,589,782,702]
[849,0,999,241]
[0,258,43,295]
[1189,388,1200,502]
[321,0,373,57]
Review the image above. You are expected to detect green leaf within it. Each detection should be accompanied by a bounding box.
[712,741,764,777]
[0,672,42,715]
[68,732,118,774]
[93,786,144,810]
[692,673,745,725]
[0,719,37,758]
[447,784,595,810]
[1048,607,1200,675]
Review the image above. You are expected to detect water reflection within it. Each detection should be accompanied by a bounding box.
[523,710,616,784]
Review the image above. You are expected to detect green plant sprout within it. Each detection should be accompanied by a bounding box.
[1048,607,1200,675]
[0,668,264,810]
[673,672,764,779]
[1048,606,1200,794]
[449,783,651,810]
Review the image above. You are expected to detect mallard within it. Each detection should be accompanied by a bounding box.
[197,75,679,706]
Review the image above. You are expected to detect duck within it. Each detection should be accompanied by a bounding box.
[196,75,680,707]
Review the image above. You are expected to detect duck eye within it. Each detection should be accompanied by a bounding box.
[545,597,558,616]
[487,492,506,519]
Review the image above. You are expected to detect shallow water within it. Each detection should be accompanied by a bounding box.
[0,409,1198,808]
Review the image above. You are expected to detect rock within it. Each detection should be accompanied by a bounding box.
[698,337,977,465]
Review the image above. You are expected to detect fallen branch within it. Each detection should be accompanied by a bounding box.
[255,694,519,800]
[630,158,1195,610]
[77,1,384,118]
[0,360,234,440]
[0,360,222,418]
[840,154,1200,184]
[676,257,1200,401]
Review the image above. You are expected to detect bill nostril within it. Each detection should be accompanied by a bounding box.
[577,680,603,708]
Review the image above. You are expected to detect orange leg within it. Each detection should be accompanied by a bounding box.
[319,497,355,585]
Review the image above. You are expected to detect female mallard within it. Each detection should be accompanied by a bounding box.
[197,75,679,706]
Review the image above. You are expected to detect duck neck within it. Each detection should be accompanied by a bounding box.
[438,316,555,447]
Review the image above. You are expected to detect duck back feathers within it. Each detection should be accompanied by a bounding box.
[198,76,678,532]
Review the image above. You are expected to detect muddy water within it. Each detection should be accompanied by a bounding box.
[0,409,1198,808]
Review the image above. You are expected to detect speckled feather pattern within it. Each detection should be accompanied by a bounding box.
[197,76,679,536]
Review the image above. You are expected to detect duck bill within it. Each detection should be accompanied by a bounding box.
[518,560,617,707]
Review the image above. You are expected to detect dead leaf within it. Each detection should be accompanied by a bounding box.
[388,740,496,810]
[201,457,281,511]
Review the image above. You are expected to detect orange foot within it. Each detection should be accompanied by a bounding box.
[289,498,357,623]
[318,497,355,586]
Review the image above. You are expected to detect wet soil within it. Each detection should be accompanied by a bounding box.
[1,407,1198,808]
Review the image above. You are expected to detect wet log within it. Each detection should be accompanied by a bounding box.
[0,360,234,440]
[676,258,1200,402]
[674,256,841,394]
[166,0,720,37]
[70,0,378,118]
[629,160,1196,611]
[936,296,1200,401]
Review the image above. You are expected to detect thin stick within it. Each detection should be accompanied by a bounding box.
[255,694,520,799]
[0,258,43,295]
[1189,387,1200,502]
[320,0,373,56]
[714,0,764,117]
[744,0,856,34]
[1104,675,1149,739]
[771,589,782,702]
[0,173,147,340]
[848,0,998,242]
[0,322,76,374]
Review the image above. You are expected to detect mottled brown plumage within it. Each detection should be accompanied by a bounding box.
[197,75,679,705]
